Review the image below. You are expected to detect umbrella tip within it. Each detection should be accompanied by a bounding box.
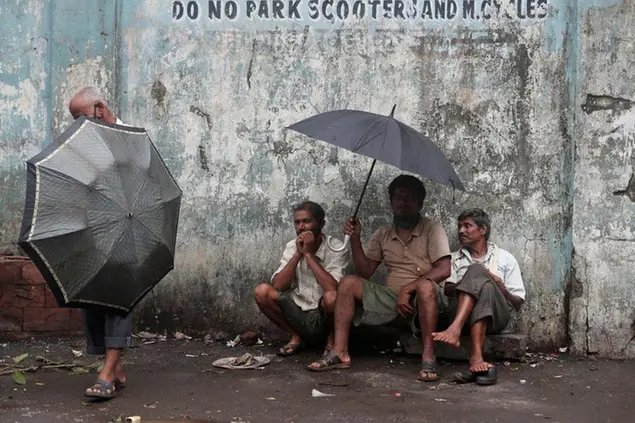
[389,104,396,117]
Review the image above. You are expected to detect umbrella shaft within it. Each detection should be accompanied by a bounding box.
[353,159,376,219]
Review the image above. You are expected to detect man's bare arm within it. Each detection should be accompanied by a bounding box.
[350,237,380,279]
[400,256,452,296]
[305,255,338,292]
[271,251,302,291]
[484,269,524,311]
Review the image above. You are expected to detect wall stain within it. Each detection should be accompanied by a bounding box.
[612,173,635,202]
[198,145,210,172]
[582,94,634,114]
[271,139,295,160]
[246,39,256,89]
[151,79,167,109]
[189,105,213,130]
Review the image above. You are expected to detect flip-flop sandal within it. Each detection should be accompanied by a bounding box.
[84,379,116,400]
[418,360,440,382]
[475,367,498,386]
[114,377,126,389]
[307,351,351,372]
[322,346,333,357]
[453,371,477,384]
[277,341,305,357]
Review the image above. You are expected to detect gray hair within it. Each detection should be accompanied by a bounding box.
[72,87,109,107]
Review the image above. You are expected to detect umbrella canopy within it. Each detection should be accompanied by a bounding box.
[287,107,464,190]
[18,116,182,312]
[287,106,463,252]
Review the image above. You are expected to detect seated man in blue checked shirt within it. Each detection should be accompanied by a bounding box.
[254,201,349,356]
[432,208,526,386]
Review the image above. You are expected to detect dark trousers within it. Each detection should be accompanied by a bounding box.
[441,264,513,334]
[82,307,133,355]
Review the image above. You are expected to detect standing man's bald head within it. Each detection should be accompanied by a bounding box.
[68,87,116,124]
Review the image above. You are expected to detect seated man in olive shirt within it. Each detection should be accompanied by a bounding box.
[307,175,452,381]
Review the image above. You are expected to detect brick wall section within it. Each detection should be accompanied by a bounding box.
[0,255,82,340]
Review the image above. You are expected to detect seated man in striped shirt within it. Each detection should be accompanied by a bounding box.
[254,201,349,356]
[433,208,526,386]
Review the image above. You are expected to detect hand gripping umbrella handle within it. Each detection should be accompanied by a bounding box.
[327,234,350,253]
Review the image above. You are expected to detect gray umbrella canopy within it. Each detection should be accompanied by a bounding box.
[287,108,464,191]
[288,107,463,252]
[18,116,182,312]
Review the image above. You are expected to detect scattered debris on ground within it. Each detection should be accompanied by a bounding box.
[0,352,103,385]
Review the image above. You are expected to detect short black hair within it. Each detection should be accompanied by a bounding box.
[388,174,427,204]
[293,201,325,227]
[458,208,491,241]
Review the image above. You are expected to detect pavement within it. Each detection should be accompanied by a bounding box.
[0,335,633,423]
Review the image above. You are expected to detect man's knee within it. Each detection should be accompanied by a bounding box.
[254,283,275,304]
[478,280,497,298]
[339,275,362,294]
[416,278,437,301]
[321,290,337,313]
[465,263,489,278]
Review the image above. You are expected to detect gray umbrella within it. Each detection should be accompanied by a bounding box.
[18,116,182,312]
[287,105,463,251]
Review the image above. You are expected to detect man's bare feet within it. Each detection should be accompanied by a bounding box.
[432,328,461,348]
[114,362,126,386]
[469,359,494,373]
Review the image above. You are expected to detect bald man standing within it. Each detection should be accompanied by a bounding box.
[68,87,133,401]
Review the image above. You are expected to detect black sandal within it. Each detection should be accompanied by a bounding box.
[475,367,498,385]
[453,367,498,385]
[307,351,351,372]
[418,360,440,382]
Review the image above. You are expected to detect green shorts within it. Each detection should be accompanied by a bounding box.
[274,291,327,345]
[353,280,448,333]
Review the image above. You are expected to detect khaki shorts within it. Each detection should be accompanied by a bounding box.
[275,291,328,345]
[353,279,448,333]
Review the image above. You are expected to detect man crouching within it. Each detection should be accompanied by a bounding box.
[255,201,349,356]
[433,208,526,385]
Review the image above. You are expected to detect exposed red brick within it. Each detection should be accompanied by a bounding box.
[69,309,84,331]
[45,287,62,308]
[0,259,23,284]
[0,284,46,309]
[21,263,46,285]
[23,308,70,332]
[0,308,22,331]
[0,330,83,341]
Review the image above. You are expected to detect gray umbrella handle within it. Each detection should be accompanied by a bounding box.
[327,234,350,252]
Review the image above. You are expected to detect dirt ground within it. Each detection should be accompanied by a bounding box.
[0,336,633,423]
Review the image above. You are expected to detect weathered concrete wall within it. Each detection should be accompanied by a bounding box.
[569,1,635,358]
[0,0,632,355]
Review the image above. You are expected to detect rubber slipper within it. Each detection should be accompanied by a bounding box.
[418,360,440,382]
[475,367,498,386]
[307,351,351,372]
[84,379,116,400]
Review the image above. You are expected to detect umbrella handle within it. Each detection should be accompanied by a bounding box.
[326,234,350,253]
